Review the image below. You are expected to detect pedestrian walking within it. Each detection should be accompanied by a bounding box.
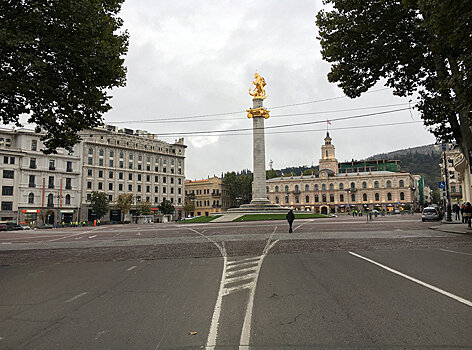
[464,202,472,228]
[286,209,295,233]
[453,204,460,221]
[461,204,465,223]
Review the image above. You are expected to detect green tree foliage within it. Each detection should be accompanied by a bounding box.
[223,172,253,207]
[0,0,129,153]
[137,200,151,215]
[90,191,109,219]
[158,199,175,215]
[183,202,195,216]
[266,169,278,179]
[115,193,133,221]
[316,1,472,155]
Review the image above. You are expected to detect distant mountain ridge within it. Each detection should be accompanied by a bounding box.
[366,144,440,161]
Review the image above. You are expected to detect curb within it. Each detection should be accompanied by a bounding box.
[429,226,472,235]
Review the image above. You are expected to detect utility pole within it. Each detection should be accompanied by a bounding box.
[442,143,452,222]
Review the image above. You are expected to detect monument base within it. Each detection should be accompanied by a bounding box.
[226,199,290,214]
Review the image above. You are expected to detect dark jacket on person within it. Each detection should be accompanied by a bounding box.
[286,210,295,223]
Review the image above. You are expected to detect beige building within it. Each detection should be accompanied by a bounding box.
[184,176,230,216]
[440,147,463,205]
[79,125,186,221]
[267,133,418,214]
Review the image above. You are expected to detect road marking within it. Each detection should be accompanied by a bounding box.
[223,282,254,296]
[227,257,260,266]
[49,229,96,242]
[127,266,137,271]
[349,252,472,307]
[225,273,256,285]
[440,249,472,256]
[226,267,257,277]
[227,261,259,271]
[88,235,97,239]
[65,292,88,303]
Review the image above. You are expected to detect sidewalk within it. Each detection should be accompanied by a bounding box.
[429,220,472,235]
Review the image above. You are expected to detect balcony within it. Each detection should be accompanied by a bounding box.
[28,183,36,188]
[29,164,37,169]
[66,168,73,173]
[49,166,55,171]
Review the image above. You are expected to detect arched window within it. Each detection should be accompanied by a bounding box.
[375,193,380,201]
[295,196,299,203]
[328,183,333,190]
[275,186,279,192]
[110,150,114,158]
[322,184,326,190]
[339,183,344,190]
[99,149,104,156]
[305,195,310,203]
[275,196,279,204]
[340,194,344,202]
[314,184,319,190]
[399,180,405,187]
[387,180,392,188]
[47,193,54,207]
[305,184,309,192]
[315,194,319,202]
[65,194,71,205]
[120,151,124,159]
[285,196,289,204]
[400,192,405,200]
[387,192,392,201]
[362,181,367,189]
[266,186,269,193]
[363,193,367,201]
[28,193,34,204]
[330,194,334,202]
[285,185,289,192]
[88,147,93,155]
[374,181,379,188]
[322,194,327,202]
[351,193,356,202]
[295,185,299,192]
[351,182,356,189]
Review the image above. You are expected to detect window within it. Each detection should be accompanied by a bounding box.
[340,194,344,202]
[387,192,392,201]
[129,184,133,191]
[339,183,344,190]
[1,201,13,211]
[48,176,54,188]
[110,150,114,158]
[10,157,14,164]
[178,178,182,185]
[65,178,72,190]
[451,186,456,193]
[109,195,113,202]
[3,170,14,179]
[87,194,91,201]
[137,185,141,192]
[99,149,104,156]
[138,155,142,161]
[129,153,133,160]
[119,161,123,168]
[28,193,34,204]
[285,185,289,192]
[315,194,319,202]
[329,183,334,190]
[163,187,166,193]
[119,184,123,191]
[305,195,310,203]
[88,169,92,176]
[138,174,142,181]
[87,182,92,189]
[129,173,133,181]
[3,156,7,164]
[146,185,150,192]
[178,188,181,195]
[155,176,159,182]
[294,185,299,192]
[109,183,113,190]
[137,164,142,170]
[88,148,93,155]
[322,184,326,190]
[155,186,158,193]
[98,170,103,178]
[109,171,113,179]
[66,161,72,172]
[163,177,167,183]
[375,193,380,201]
[399,180,405,187]
[146,164,150,171]
[170,177,174,184]
[362,181,367,189]
[65,194,71,205]
[330,194,334,202]
[363,193,367,201]
[47,194,54,207]
[119,172,123,180]
[2,186,13,195]
[30,158,37,168]
[99,159,103,166]
[155,165,159,172]
[49,159,55,170]
[275,186,279,192]
[400,192,405,200]
[88,157,93,165]
[314,184,319,190]
[120,151,124,159]
[98,182,103,190]
[285,196,289,204]
[295,196,299,204]
[351,182,355,189]
[322,194,327,202]
[305,184,310,191]
[163,167,166,173]
[109,159,114,167]
[31,140,37,151]
[129,162,133,169]
[387,180,392,188]
[374,181,379,188]
[351,194,356,202]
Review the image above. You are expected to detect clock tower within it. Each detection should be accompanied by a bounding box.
[318,132,338,174]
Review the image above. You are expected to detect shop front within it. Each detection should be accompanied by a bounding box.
[21,209,40,227]
[60,210,74,224]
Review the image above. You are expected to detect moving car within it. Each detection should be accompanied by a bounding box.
[422,207,440,221]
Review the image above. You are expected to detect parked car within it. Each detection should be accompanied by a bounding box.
[37,224,54,229]
[6,224,21,231]
[19,224,31,230]
[0,223,7,231]
[422,207,441,221]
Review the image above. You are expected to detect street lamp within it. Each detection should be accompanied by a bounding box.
[442,143,452,222]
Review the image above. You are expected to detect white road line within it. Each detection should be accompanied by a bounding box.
[227,257,260,265]
[65,292,88,303]
[440,249,472,256]
[349,252,472,307]
[126,266,137,271]
[88,235,97,239]
[226,261,259,271]
[49,229,96,242]
[226,267,257,277]
[223,282,253,296]
[225,273,256,285]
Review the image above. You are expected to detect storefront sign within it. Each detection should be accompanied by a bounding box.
[60,210,74,213]
[22,210,40,213]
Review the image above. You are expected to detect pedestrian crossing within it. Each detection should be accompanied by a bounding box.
[222,257,262,296]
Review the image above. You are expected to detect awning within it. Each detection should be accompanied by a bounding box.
[60,210,74,213]
[22,209,40,213]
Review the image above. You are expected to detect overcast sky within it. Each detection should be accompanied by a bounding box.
[103,0,436,180]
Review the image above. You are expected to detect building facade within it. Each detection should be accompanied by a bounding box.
[184,176,230,216]
[0,128,82,225]
[267,133,417,214]
[79,125,186,221]
[440,147,463,205]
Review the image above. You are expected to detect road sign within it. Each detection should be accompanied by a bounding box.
[438,182,446,189]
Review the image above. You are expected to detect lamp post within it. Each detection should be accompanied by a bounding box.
[442,143,452,221]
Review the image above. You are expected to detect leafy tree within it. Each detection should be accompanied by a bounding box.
[183,201,195,216]
[0,0,129,153]
[223,171,253,207]
[316,1,472,156]
[90,191,109,219]
[137,200,151,215]
[158,199,175,215]
[115,193,133,221]
[266,169,278,179]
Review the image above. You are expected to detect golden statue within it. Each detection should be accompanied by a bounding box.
[247,107,270,119]
[249,73,267,99]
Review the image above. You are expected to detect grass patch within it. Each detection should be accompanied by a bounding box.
[180,215,221,223]
[233,213,328,222]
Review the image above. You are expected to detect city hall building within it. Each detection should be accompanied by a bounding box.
[267,133,417,214]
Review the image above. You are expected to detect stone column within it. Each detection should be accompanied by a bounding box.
[251,98,270,205]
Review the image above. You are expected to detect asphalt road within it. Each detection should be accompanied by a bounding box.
[1,214,471,349]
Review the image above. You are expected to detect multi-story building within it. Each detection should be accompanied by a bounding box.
[0,128,82,225]
[184,176,230,216]
[440,147,463,205]
[79,125,186,221]
[267,133,418,213]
